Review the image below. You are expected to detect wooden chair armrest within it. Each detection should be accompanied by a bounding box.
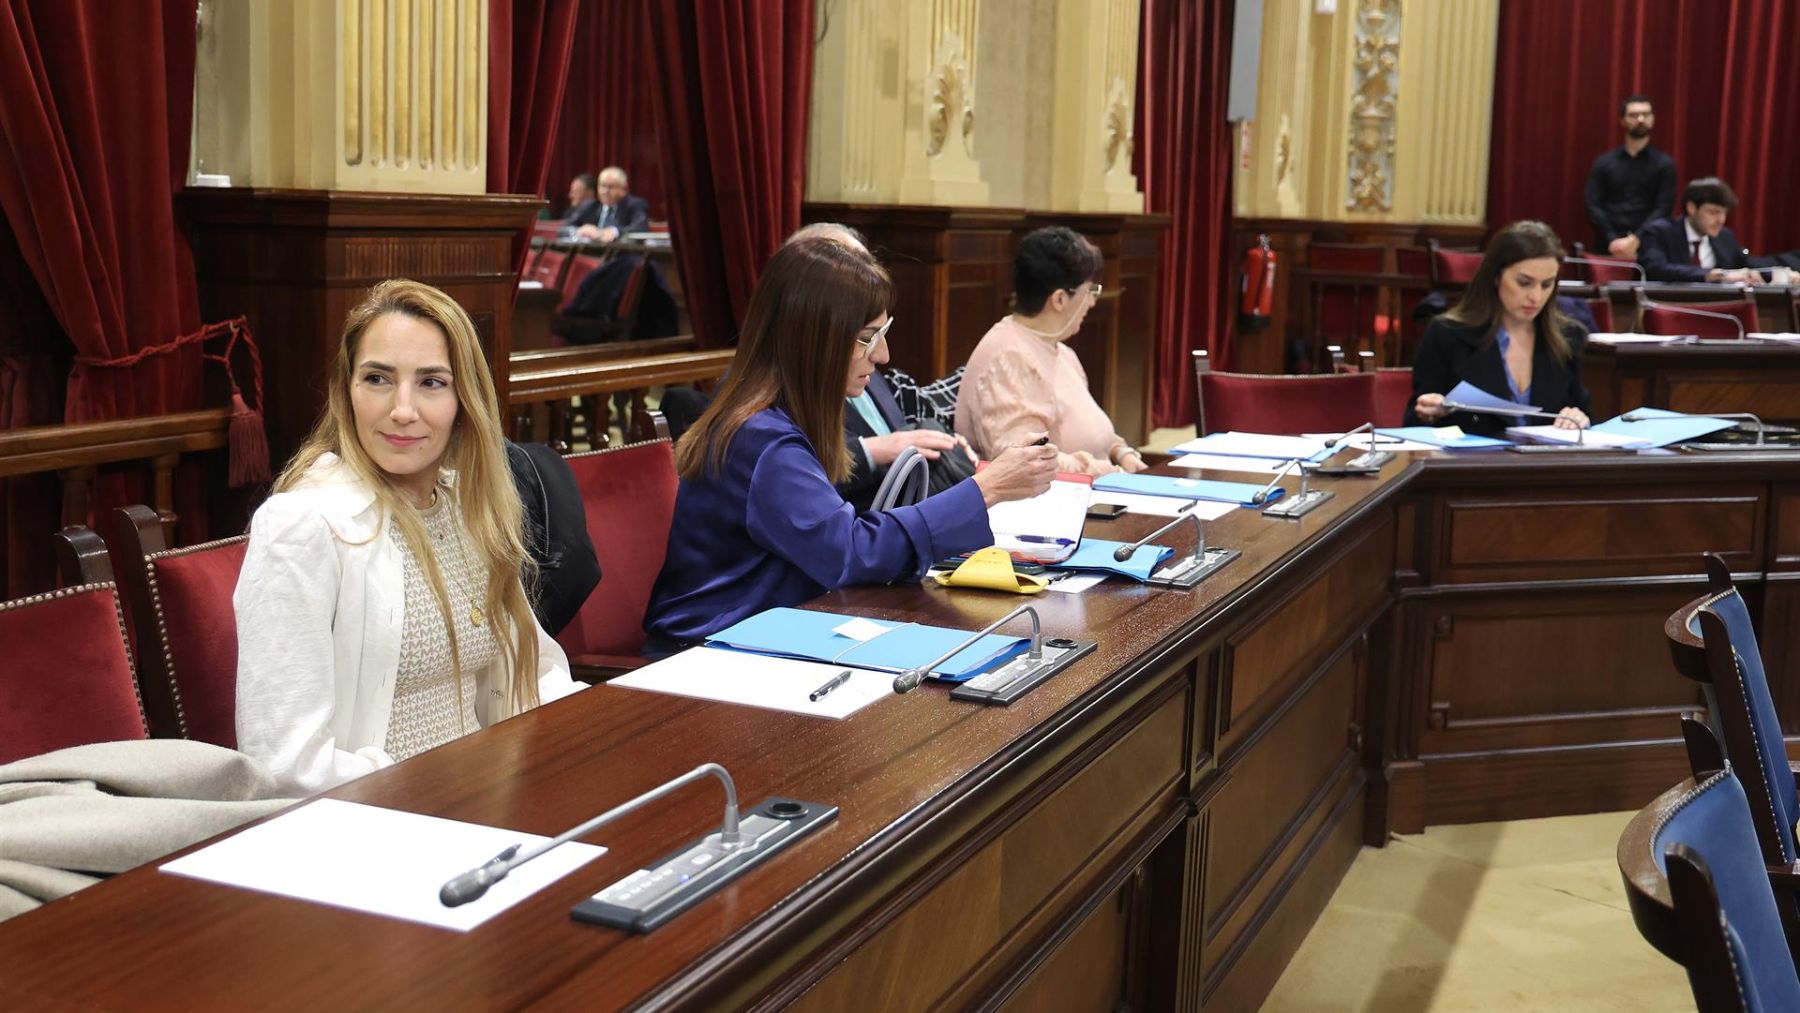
[1766,863,1800,889]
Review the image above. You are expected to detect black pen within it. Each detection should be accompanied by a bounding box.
[1031,435,1050,446]
[809,669,853,702]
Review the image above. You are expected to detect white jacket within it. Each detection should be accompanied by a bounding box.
[234,454,581,796]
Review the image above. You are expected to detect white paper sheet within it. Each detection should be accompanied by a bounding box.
[1088,491,1238,519]
[609,647,890,719]
[161,799,606,931]
[1302,432,1444,453]
[1167,431,1331,460]
[1504,424,1650,448]
[1585,332,1681,345]
[1043,572,1109,594]
[1167,453,1292,474]
[987,478,1091,561]
[1749,332,1800,342]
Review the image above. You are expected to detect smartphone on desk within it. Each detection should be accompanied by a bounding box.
[934,554,1046,574]
[1086,502,1127,520]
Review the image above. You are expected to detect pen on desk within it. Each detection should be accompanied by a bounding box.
[1013,534,1076,546]
[809,669,853,702]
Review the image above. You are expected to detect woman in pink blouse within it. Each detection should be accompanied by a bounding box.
[954,227,1149,477]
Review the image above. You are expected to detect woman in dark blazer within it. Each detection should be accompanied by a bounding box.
[1406,220,1591,437]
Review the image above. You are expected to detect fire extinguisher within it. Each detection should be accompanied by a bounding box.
[1239,233,1276,332]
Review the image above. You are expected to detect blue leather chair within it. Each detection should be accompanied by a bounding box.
[1621,766,1800,1012]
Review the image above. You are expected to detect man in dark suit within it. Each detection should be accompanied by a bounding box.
[565,173,602,229]
[1637,177,1765,284]
[1584,95,1676,254]
[574,166,651,244]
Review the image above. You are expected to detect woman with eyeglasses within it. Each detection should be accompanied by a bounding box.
[954,226,1148,477]
[641,237,1060,655]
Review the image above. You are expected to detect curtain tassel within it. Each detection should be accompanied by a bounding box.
[227,391,271,487]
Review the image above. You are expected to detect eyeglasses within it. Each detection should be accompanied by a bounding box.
[855,316,895,360]
[1064,283,1104,301]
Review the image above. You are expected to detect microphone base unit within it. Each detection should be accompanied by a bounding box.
[1146,546,1241,589]
[572,796,838,933]
[1261,489,1335,519]
[1343,449,1396,470]
[1504,443,1618,454]
[950,637,1096,705]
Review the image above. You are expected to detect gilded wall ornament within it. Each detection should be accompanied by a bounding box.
[1346,0,1400,212]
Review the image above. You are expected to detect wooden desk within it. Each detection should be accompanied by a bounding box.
[6,449,1800,1010]
[1584,339,1800,425]
[1590,281,1797,333]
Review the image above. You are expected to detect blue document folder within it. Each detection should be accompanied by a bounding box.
[1375,426,1513,450]
[1445,380,1539,414]
[705,607,1028,681]
[1591,407,1738,448]
[1049,539,1175,582]
[1091,473,1281,505]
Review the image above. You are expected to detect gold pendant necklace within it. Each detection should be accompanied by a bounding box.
[470,604,485,627]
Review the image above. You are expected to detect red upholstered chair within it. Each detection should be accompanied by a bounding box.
[1428,240,1482,288]
[1372,367,1414,428]
[560,254,606,312]
[1391,246,1434,360]
[111,505,248,746]
[1586,297,1616,333]
[0,528,147,764]
[526,248,569,290]
[1567,246,1642,285]
[556,430,680,680]
[1636,289,1760,339]
[1307,242,1389,356]
[1192,350,1378,436]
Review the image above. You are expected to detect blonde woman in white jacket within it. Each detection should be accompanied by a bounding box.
[235,280,583,796]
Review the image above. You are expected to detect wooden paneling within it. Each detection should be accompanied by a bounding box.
[1584,340,1800,427]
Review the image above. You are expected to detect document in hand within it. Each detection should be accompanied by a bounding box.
[1445,381,1539,414]
[1374,426,1512,450]
[1050,539,1174,581]
[705,607,1029,681]
[986,476,1093,563]
[1167,431,1334,462]
[1091,472,1282,505]
[1591,407,1738,448]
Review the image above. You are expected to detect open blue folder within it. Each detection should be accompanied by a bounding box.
[1374,426,1512,450]
[1091,473,1280,505]
[1592,407,1737,448]
[1049,539,1174,582]
[705,608,1028,682]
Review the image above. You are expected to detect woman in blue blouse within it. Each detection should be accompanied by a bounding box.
[643,237,1060,653]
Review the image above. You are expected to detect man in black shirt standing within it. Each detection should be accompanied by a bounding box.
[1584,95,1676,257]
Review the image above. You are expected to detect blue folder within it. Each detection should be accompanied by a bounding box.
[1091,473,1281,505]
[1049,539,1175,582]
[1591,407,1738,448]
[705,607,1028,681]
[1375,426,1513,450]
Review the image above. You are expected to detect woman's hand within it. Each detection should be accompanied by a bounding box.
[1553,406,1590,431]
[973,438,1059,506]
[1119,449,1150,473]
[1414,392,1449,422]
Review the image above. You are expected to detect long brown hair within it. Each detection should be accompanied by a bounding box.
[275,279,543,717]
[1442,220,1575,364]
[676,238,892,484]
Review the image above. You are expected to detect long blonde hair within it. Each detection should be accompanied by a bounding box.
[276,279,542,716]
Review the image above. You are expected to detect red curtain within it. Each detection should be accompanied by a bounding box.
[487,0,582,197]
[646,0,814,348]
[1488,0,1800,255]
[544,1,665,219]
[1135,0,1236,429]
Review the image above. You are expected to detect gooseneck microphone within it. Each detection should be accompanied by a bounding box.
[1113,502,1203,562]
[893,602,1044,694]
[1251,458,1306,505]
[1562,255,1647,283]
[440,763,741,907]
[1642,300,1747,341]
[1621,410,1767,446]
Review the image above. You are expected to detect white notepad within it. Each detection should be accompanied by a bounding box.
[161,798,606,931]
[609,647,891,719]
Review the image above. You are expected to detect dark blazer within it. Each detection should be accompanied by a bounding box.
[505,441,601,637]
[1637,216,1750,283]
[1404,318,1590,437]
[594,194,651,236]
[566,198,602,229]
[838,372,909,512]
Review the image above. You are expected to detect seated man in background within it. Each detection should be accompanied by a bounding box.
[564,173,601,229]
[1637,177,1763,284]
[574,166,650,244]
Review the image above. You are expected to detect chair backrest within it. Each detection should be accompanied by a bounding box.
[1586,297,1616,333]
[528,248,569,290]
[0,575,147,764]
[1577,256,1641,285]
[1428,239,1483,287]
[1638,290,1759,338]
[615,257,650,326]
[561,254,606,312]
[1192,351,1378,435]
[1307,242,1384,273]
[1372,368,1413,428]
[556,436,679,661]
[111,505,248,746]
[1392,247,1431,278]
[1308,244,1386,350]
[1621,768,1800,1013]
[1695,588,1799,866]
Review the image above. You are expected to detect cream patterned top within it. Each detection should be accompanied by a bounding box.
[384,492,499,762]
[952,315,1132,476]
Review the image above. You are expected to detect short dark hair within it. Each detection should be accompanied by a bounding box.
[574,172,597,193]
[1618,94,1652,117]
[1013,227,1103,315]
[1683,177,1738,210]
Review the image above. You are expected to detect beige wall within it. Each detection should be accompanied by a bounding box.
[192,0,488,194]
[1233,0,1499,227]
[809,0,1144,212]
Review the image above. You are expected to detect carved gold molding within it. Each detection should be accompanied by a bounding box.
[1346,0,1400,213]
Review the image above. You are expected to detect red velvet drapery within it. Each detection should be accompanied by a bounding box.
[645,0,814,349]
[1488,0,1800,255]
[1135,0,1236,429]
[487,0,582,197]
[544,1,665,220]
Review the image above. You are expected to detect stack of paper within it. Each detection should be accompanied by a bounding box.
[1374,426,1512,450]
[1092,473,1282,505]
[1167,432,1334,463]
[706,608,1027,681]
[1591,407,1738,448]
[1087,491,1238,519]
[1167,453,1293,474]
[1586,333,1682,345]
[986,477,1091,563]
[1503,425,1651,448]
[610,649,890,718]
